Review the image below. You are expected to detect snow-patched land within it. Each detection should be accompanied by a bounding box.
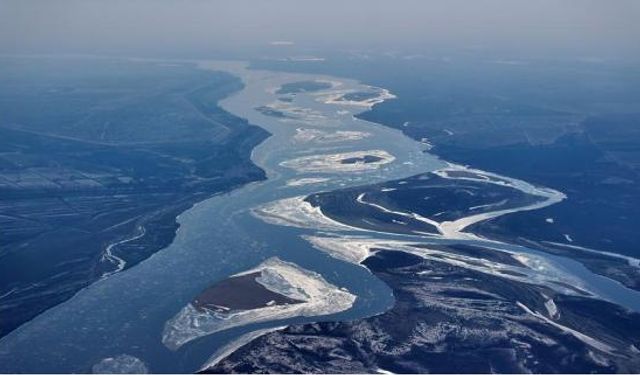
[162,258,355,350]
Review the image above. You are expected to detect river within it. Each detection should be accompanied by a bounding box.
[0,60,638,373]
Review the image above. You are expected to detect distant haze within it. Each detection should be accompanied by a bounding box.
[1,0,639,59]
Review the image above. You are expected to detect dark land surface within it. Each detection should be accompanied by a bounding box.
[206,250,640,373]
[306,172,541,236]
[275,80,332,95]
[193,272,303,312]
[0,57,268,337]
[340,91,380,102]
[339,155,384,164]
[253,55,640,259]
[255,105,292,119]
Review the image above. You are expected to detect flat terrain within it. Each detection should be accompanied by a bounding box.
[306,172,541,236]
[275,80,332,94]
[193,272,303,312]
[0,57,268,337]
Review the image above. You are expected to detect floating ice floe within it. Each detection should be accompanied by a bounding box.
[91,354,148,374]
[317,86,396,109]
[253,196,355,231]
[293,128,371,143]
[304,235,374,264]
[162,257,355,350]
[281,150,395,173]
[285,177,331,187]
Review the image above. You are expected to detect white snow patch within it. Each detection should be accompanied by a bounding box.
[318,86,396,109]
[162,258,355,350]
[517,302,613,353]
[281,150,394,173]
[253,196,355,231]
[92,354,148,374]
[285,177,331,187]
[544,298,559,319]
[293,128,371,143]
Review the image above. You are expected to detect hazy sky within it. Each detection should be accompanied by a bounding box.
[1,0,639,59]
